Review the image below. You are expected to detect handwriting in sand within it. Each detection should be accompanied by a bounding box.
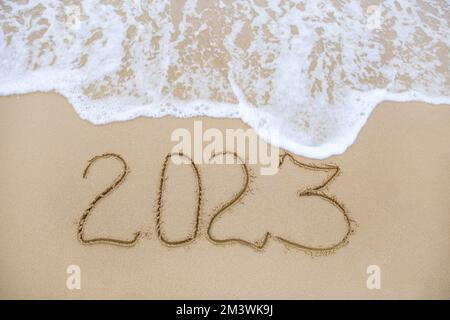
[78,152,355,255]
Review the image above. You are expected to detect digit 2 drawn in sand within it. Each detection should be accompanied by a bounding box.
[155,152,202,246]
[206,152,271,250]
[207,152,355,255]
[78,153,141,246]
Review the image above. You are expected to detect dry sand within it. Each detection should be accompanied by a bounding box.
[0,92,449,299]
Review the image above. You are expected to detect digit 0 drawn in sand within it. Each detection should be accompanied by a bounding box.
[155,152,202,246]
[207,152,355,255]
[78,153,141,247]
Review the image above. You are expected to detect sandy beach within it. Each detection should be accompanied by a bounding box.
[1,0,449,304]
[0,92,449,299]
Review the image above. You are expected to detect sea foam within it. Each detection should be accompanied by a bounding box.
[0,0,449,158]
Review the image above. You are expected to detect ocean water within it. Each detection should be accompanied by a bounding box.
[0,0,449,158]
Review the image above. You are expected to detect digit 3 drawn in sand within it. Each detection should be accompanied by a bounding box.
[78,153,141,247]
[155,152,202,246]
[274,153,355,254]
[207,152,355,255]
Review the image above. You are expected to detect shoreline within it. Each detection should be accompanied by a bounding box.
[3,90,449,160]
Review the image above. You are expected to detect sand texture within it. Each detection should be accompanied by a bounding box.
[0,93,449,299]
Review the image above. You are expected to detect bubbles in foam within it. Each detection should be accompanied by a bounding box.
[0,0,449,158]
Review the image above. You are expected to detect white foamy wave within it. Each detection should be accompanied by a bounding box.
[0,0,449,158]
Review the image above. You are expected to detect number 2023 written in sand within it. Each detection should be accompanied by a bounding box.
[78,152,356,255]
